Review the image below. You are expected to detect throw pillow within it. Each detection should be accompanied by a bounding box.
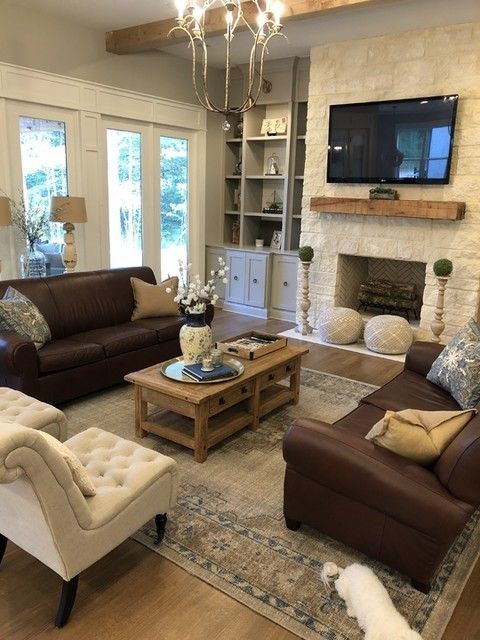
[38,431,97,497]
[0,286,51,349]
[365,407,475,465]
[131,276,179,321]
[427,318,480,409]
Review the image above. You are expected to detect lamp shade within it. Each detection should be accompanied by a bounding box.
[50,196,87,223]
[0,197,12,226]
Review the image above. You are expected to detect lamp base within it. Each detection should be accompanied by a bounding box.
[62,222,77,273]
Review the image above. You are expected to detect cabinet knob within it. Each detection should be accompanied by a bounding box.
[234,275,239,281]
[253,278,258,284]
[283,281,288,286]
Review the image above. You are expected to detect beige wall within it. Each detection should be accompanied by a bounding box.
[0,0,225,104]
[303,22,480,339]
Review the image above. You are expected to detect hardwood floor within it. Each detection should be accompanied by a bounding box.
[0,310,477,639]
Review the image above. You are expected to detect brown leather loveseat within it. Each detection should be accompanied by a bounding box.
[283,341,480,591]
[0,267,212,405]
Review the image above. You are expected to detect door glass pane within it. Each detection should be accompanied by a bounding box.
[160,136,188,278]
[107,129,143,268]
[18,116,68,243]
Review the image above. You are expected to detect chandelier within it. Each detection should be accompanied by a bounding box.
[171,1,285,130]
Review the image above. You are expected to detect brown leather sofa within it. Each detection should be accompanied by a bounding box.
[0,267,213,405]
[283,341,480,591]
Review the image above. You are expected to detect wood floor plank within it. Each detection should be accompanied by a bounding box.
[0,310,476,639]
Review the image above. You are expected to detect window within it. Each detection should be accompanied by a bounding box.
[159,136,188,278]
[18,116,68,243]
[106,129,143,268]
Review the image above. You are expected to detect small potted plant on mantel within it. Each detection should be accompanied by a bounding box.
[431,258,453,343]
[369,186,399,200]
[298,246,314,336]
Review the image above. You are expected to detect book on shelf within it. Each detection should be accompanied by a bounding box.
[182,362,237,382]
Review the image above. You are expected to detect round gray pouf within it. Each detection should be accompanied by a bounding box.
[364,315,414,355]
[318,307,364,345]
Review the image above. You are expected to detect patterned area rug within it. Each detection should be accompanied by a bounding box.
[63,370,480,640]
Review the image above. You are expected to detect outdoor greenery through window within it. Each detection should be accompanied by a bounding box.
[160,136,188,278]
[107,129,143,268]
[18,116,68,244]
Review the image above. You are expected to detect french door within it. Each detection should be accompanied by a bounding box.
[104,119,195,280]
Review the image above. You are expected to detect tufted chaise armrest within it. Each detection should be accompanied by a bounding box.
[0,422,92,528]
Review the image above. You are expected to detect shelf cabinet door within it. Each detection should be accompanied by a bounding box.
[245,253,268,308]
[206,247,226,300]
[271,255,297,311]
[225,251,246,303]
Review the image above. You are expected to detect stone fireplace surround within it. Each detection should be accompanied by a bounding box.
[300,22,480,341]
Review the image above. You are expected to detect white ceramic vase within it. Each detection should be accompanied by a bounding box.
[179,310,212,365]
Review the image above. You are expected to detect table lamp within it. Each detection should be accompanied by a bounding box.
[50,196,87,273]
[0,196,12,275]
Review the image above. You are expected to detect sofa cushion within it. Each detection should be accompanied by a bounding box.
[38,339,105,374]
[131,276,179,320]
[0,287,51,349]
[69,323,158,357]
[133,316,185,342]
[427,319,480,409]
[361,370,460,413]
[365,408,476,465]
[334,402,386,437]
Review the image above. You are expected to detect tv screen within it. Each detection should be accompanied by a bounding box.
[327,95,458,184]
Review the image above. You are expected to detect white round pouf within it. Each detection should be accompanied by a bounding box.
[317,307,364,345]
[364,315,414,355]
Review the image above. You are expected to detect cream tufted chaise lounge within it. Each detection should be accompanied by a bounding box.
[0,387,67,440]
[0,424,178,626]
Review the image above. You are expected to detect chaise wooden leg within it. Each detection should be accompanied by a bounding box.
[411,578,431,594]
[0,534,8,566]
[285,517,301,531]
[154,514,167,545]
[55,575,79,628]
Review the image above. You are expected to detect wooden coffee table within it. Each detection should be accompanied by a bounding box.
[125,344,308,462]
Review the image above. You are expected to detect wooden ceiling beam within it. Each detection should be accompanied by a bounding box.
[106,0,391,55]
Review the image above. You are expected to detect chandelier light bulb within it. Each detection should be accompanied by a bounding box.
[175,0,188,19]
[256,12,266,29]
[192,5,203,23]
[222,120,231,131]
[272,1,283,25]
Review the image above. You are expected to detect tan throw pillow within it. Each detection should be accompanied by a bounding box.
[38,431,96,496]
[365,408,476,465]
[130,276,179,321]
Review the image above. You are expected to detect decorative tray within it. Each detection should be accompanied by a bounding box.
[160,356,244,384]
[216,331,287,360]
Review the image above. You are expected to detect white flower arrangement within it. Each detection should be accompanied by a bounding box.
[167,257,229,314]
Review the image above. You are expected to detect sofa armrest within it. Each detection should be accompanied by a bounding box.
[283,418,471,539]
[404,341,444,377]
[0,331,38,377]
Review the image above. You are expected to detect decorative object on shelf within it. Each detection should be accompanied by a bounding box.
[369,186,400,200]
[233,187,240,211]
[170,1,285,131]
[298,245,314,335]
[431,258,453,343]
[233,157,242,175]
[50,196,87,273]
[270,229,282,250]
[232,218,240,244]
[266,152,281,175]
[234,117,244,138]
[262,189,283,214]
[7,192,49,279]
[261,116,288,136]
[255,238,264,247]
[174,257,228,364]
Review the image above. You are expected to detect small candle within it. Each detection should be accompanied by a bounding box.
[202,356,214,371]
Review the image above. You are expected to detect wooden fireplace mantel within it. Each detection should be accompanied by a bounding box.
[310,197,466,221]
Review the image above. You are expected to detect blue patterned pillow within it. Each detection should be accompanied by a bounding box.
[0,286,51,349]
[427,319,480,409]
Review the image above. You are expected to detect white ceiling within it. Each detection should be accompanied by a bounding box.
[9,0,480,67]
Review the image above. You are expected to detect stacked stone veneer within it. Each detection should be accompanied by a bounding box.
[300,22,480,341]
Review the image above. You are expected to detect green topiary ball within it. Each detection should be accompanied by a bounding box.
[298,245,314,262]
[433,258,453,277]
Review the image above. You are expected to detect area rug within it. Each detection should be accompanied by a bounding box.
[63,370,480,640]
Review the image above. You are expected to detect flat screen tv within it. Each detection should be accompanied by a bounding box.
[327,95,458,184]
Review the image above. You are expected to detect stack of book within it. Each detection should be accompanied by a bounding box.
[182,362,237,382]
